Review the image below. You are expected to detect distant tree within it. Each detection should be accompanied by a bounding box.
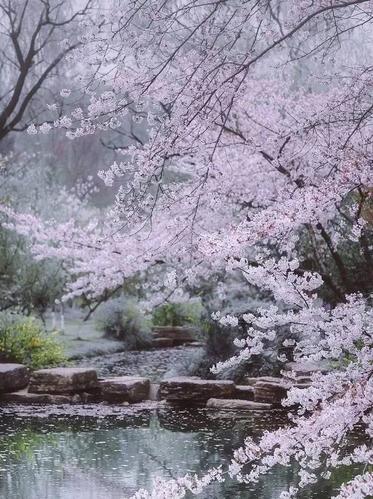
[0,0,91,142]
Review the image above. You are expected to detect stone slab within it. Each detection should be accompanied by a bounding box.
[254,381,289,405]
[284,361,330,376]
[0,363,29,393]
[159,377,235,403]
[29,367,98,394]
[152,326,195,341]
[0,389,71,404]
[233,385,255,400]
[206,398,272,410]
[242,376,286,386]
[98,376,150,403]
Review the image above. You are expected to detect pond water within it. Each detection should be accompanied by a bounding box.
[0,406,361,499]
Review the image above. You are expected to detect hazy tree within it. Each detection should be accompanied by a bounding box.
[0,0,91,142]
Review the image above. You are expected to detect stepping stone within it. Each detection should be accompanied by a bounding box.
[1,389,71,404]
[255,376,286,384]
[233,385,254,400]
[242,377,260,386]
[284,361,330,377]
[98,376,150,403]
[242,376,286,386]
[294,376,313,384]
[254,380,290,405]
[29,367,98,394]
[159,377,235,403]
[152,326,197,347]
[292,376,312,389]
[206,398,272,410]
[294,382,312,389]
[0,363,29,393]
[152,326,195,342]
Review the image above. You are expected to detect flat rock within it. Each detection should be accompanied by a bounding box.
[98,376,150,403]
[159,377,235,403]
[152,326,196,347]
[255,376,287,384]
[29,367,98,394]
[1,389,71,404]
[242,376,286,386]
[284,361,330,376]
[294,376,313,384]
[233,385,255,400]
[0,363,29,393]
[242,377,260,386]
[254,380,289,405]
[152,326,195,341]
[206,398,272,410]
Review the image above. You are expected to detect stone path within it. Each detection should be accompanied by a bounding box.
[0,359,321,412]
[0,364,308,411]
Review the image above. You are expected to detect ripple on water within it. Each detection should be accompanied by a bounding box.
[0,406,362,499]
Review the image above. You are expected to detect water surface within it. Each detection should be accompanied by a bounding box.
[0,406,361,499]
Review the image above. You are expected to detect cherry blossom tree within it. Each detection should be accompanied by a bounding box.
[0,0,92,144]
[4,0,373,497]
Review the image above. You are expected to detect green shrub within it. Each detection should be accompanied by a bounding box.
[0,313,65,368]
[0,227,66,319]
[96,298,152,349]
[152,301,204,327]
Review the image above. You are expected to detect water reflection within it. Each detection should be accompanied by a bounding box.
[0,408,362,499]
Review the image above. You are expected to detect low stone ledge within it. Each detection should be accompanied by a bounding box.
[294,384,311,390]
[98,376,150,403]
[152,326,195,340]
[284,361,330,377]
[152,326,197,347]
[29,367,98,394]
[241,376,259,386]
[233,385,255,400]
[189,341,204,347]
[1,389,71,405]
[206,398,272,410]
[0,363,29,393]
[254,380,289,405]
[242,376,286,386]
[159,377,235,403]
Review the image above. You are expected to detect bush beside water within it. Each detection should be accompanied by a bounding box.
[152,301,204,327]
[96,298,152,349]
[0,313,65,368]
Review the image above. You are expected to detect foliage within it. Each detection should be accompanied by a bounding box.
[0,313,65,369]
[152,301,204,327]
[96,297,152,349]
[0,226,65,318]
[192,319,285,382]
